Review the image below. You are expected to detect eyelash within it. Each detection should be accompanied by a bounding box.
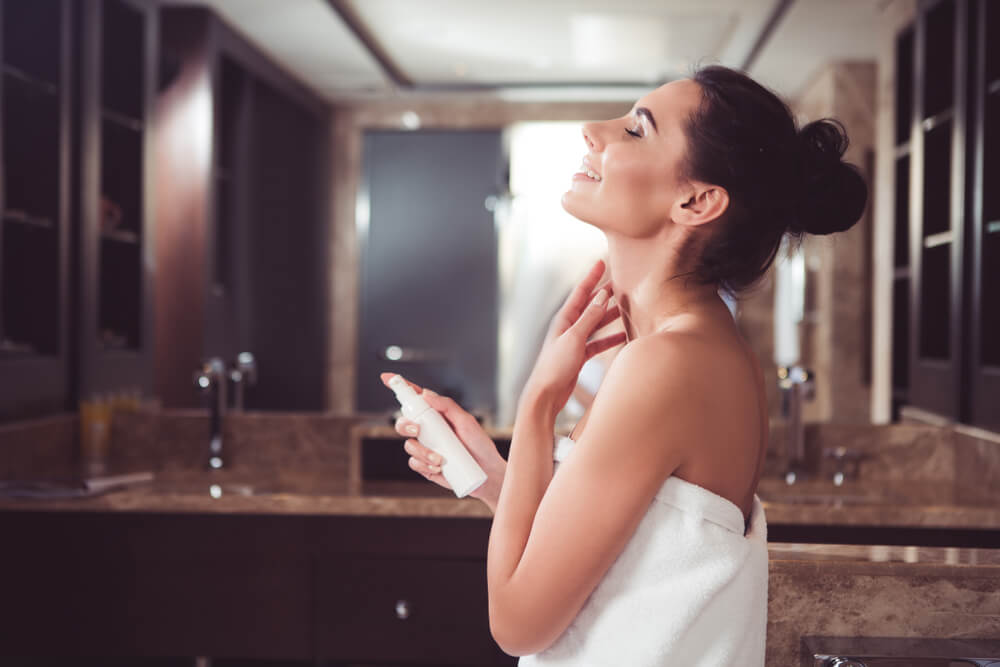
[625,127,642,138]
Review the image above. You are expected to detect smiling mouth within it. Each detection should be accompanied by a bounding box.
[576,161,602,181]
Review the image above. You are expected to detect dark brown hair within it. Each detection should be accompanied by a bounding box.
[673,65,868,297]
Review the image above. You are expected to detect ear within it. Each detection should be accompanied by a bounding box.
[671,182,729,227]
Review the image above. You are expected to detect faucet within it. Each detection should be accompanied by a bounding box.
[823,446,868,486]
[778,364,815,485]
[229,352,257,412]
[193,357,227,469]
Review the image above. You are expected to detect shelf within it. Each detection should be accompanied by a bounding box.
[101,108,143,132]
[923,231,954,248]
[989,79,1000,96]
[101,228,140,244]
[921,108,954,133]
[987,221,1000,235]
[2,64,58,96]
[893,142,911,159]
[0,338,38,358]
[893,267,911,280]
[3,210,54,229]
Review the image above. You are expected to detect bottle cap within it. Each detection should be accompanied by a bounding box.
[387,374,430,420]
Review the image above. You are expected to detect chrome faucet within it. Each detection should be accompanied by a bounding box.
[778,365,815,485]
[823,446,868,486]
[194,357,227,469]
[229,352,257,412]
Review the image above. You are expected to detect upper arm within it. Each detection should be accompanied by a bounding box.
[492,336,709,656]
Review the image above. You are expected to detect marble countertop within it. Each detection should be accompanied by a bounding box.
[0,470,998,531]
[2,471,999,568]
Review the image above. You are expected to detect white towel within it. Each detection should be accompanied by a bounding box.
[518,434,768,666]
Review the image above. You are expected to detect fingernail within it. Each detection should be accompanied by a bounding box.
[593,289,608,306]
[406,425,419,435]
[429,453,442,464]
[424,388,437,397]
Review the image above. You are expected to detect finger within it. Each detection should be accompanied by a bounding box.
[380,372,424,394]
[594,304,623,331]
[422,388,478,430]
[554,260,608,334]
[569,287,610,337]
[409,456,442,477]
[395,417,420,438]
[585,331,628,358]
[404,438,444,466]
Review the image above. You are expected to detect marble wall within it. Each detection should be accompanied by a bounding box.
[790,62,877,424]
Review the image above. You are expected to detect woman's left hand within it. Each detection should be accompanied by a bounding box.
[520,259,626,422]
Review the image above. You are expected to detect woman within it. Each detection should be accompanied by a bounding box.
[380,64,866,665]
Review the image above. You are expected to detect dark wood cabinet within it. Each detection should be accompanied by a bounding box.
[0,0,73,421]
[0,2,330,421]
[0,511,517,666]
[78,0,158,399]
[155,8,329,411]
[317,556,503,665]
[0,0,157,422]
[895,0,1000,429]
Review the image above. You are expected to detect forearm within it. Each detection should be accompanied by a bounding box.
[487,391,557,590]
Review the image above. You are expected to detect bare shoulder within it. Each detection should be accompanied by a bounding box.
[604,329,727,396]
[583,332,724,476]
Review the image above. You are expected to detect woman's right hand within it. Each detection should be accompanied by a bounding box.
[380,373,507,510]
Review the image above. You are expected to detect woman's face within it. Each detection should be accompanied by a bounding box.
[561,79,703,236]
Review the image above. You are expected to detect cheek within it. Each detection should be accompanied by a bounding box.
[605,148,675,210]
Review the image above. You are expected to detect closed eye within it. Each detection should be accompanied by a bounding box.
[625,127,641,138]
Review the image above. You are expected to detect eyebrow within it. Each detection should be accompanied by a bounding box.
[635,107,658,133]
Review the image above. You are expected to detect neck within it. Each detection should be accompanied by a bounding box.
[604,228,726,342]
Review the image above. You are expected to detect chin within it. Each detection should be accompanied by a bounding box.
[560,191,603,229]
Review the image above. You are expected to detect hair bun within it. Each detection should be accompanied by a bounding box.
[791,118,868,235]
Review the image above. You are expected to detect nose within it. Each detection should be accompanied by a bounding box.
[581,121,603,151]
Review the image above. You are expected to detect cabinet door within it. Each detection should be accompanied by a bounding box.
[908,0,966,419]
[969,0,1000,430]
[317,555,515,665]
[78,0,158,399]
[0,0,72,421]
[356,130,503,418]
[0,510,313,660]
[240,76,326,411]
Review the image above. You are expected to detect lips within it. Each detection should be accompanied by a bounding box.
[577,156,602,182]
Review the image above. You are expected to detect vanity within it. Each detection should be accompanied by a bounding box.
[0,411,998,665]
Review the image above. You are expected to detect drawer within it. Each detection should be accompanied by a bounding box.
[317,556,515,666]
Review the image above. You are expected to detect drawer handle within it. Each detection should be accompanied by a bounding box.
[395,599,411,619]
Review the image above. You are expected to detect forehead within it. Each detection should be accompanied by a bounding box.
[634,79,701,134]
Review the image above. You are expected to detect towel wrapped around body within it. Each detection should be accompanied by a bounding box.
[517,434,768,667]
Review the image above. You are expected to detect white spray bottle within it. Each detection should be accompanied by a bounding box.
[387,374,488,498]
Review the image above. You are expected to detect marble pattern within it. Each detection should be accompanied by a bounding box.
[0,413,79,480]
[767,559,1000,665]
[2,412,999,530]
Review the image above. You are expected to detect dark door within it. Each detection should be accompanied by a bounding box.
[242,76,326,411]
[356,130,504,420]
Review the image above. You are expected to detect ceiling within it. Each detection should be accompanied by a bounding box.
[153,0,889,103]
